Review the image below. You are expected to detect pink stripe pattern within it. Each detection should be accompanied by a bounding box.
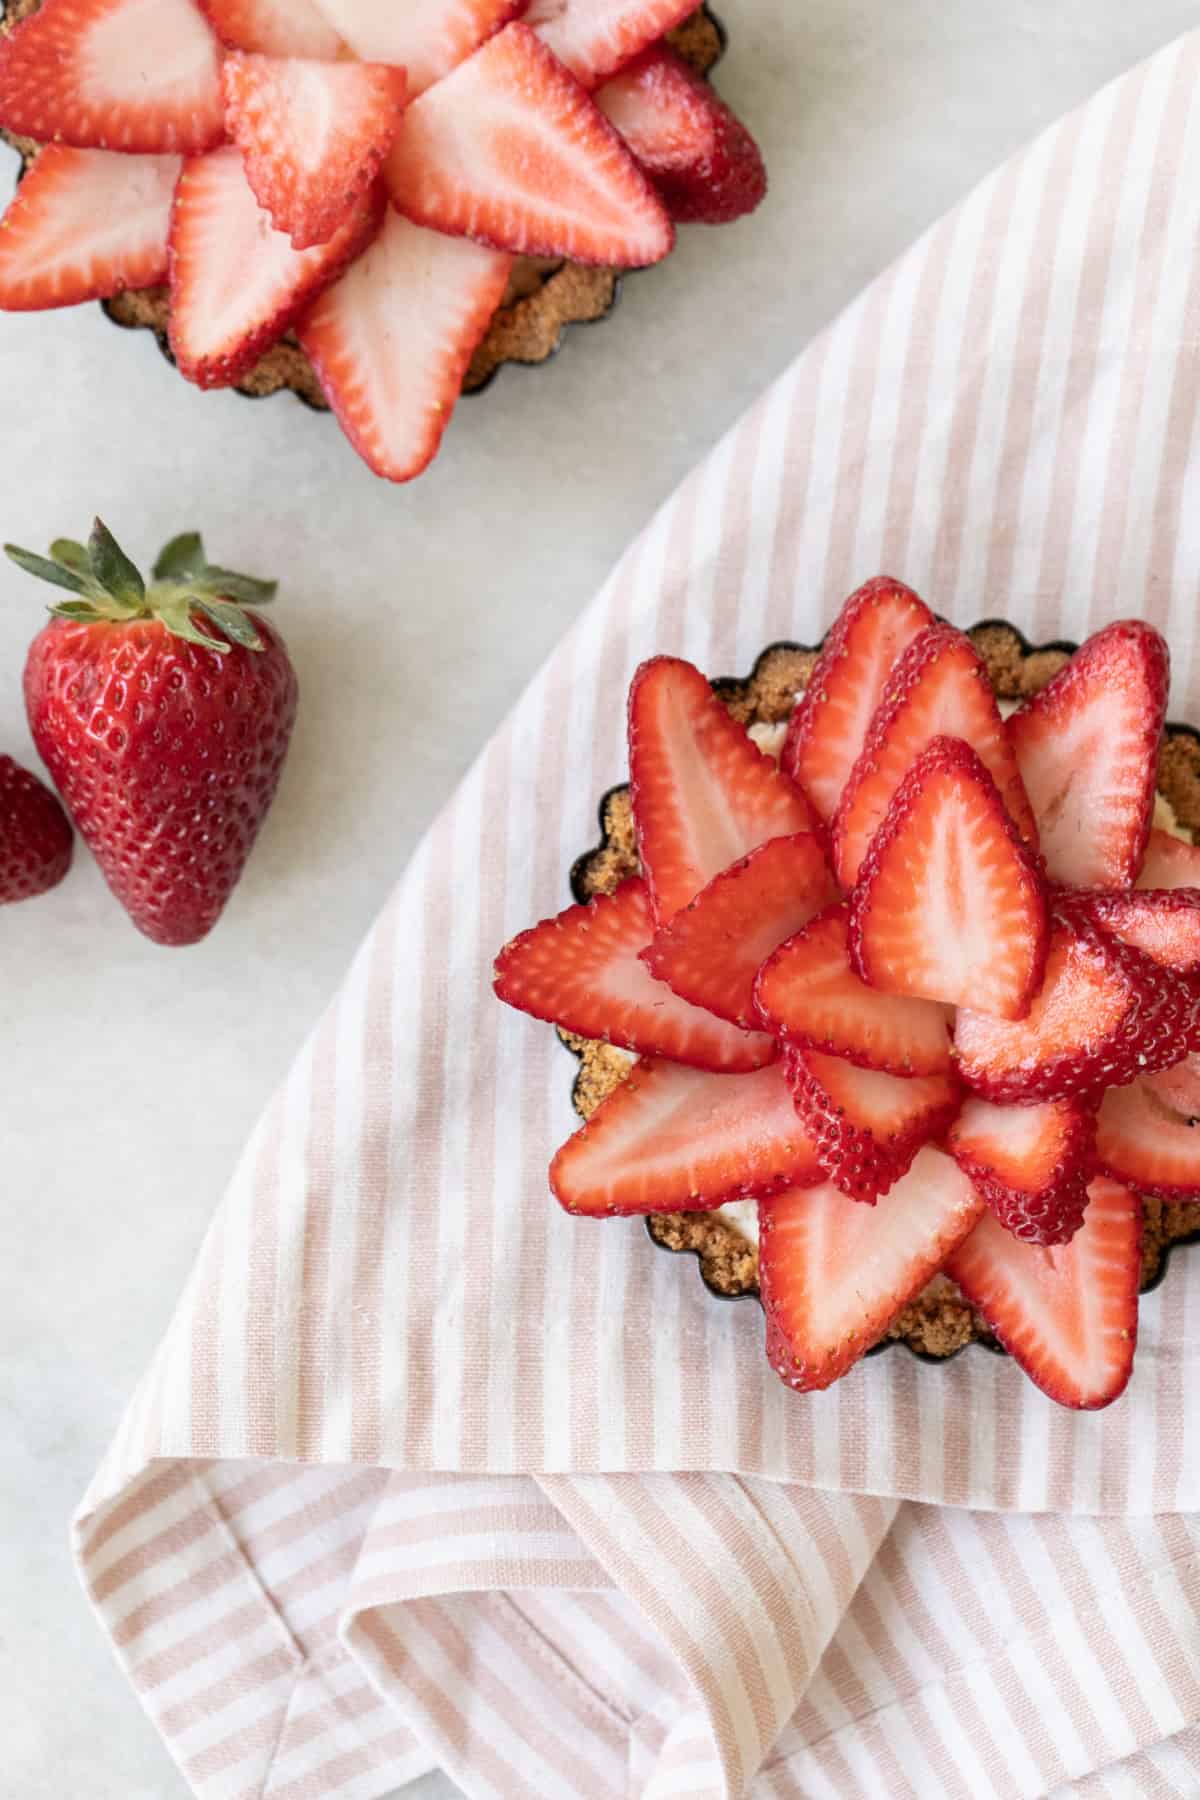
[75,29,1200,1799]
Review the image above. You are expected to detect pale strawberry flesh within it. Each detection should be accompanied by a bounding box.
[946,1095,1095,1245]
[945,1177,1140,1409]
[309,0,517,94]
[1096,1077,1200,1198]
[954,918,1191,1105]
[595,45,766,224]
[550,1058,825,1217]
[849,735,1048,1020]
[1137,827,1200,890]
[760,1147,985,1392]
[297,206,512,482]
[526,0,697,86]
[641,833,837,1028]
[1143,1052,1200,1117]
[1008,620,1168,889]
[628,656,818,923]
[782,575,934,824]
[0,145,179,310]
[386,22,674,267]
[198,0,343,57]
[832,623,1037,889]
[755,904,954,1076]
[494,876,774,1071]
[0,0,224,154]
[222,53,406,249]
[169,147,384,388]
[785,1045,961,1203]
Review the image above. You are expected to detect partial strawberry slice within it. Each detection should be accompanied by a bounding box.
[1056,887,1200,975]
[955,918,1190,1105]
[945,1177,1140,1409]
[628,657,819,924]
[785,1045,961,1204]
[946,1096,1095,1245]
[0,146,179,311]
[1096,1077,1200,1198]
[297,207,512,483]
[386,23,674,268]
[309,0,517,95]
[494,876,773,1071]
[832,624,1037,888]
[849,736,1047,1020]
[760,1146,985,1393]
[782,576,934,824]
[755,905,953,1075]
[594,46,766,225]
[0,0,224,154]
[1138,828,1200,890]
[526,0,695,86]
[640,834,836,1029]
[1007,620,1169,889]
[199,0,343,57]
[169,147,384,388]
[1144,1053,1200,1117]
[550,1058,825,1216]
[222,54,406,250]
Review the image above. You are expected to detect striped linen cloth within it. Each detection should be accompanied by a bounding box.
[75,27,1200,1800]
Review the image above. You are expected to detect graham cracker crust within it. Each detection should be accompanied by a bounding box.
[0,3,724,404]
[567,621,1200,1363]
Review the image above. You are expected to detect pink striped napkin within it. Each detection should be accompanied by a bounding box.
[75,27,1200,1800]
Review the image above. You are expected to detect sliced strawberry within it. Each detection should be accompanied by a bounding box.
[386,23,674,268]
[782,576,934,824]
[760,1146,985,1392]
[848,736,1047,1020]
[946,1096,1095,1245]
[784,1045,961,1204]
[594,45,766,225]
[0,146,179,311]
[1007,620,1169,889]
[549,1058,825,1216]
[494,876,773,1071]
[199,0,343,57]
[945,1176,1140,1409]
[832,624,1037,889]
[222,54,405,250]
[628,656,819,924]
[297,206,512,483]
[0,0,224,154]
[755,905,953,1075]
[309,0,517,95]
[1144,1053,1200,1117]
[640,834,836,1029]
[1096,1077,1200,1198]
[1137,827,1200,890]
[169,147,383,389]
[526,0,696,85]
[1056,886,1200,975]
[955,918,1190,1105]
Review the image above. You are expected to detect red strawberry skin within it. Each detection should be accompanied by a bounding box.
[595,46,766,224]
[955,917,1191,1104]
[784,1044,961,1204]
[1055,886,1200,976]
[1008,620,1168,889]
[782,576,934,824]
[946,1095,1095,1246]
[832,622,1037,888]
[0,752,73,902]
[24,614,297,945]
[640,832,837,1029]
[494,875,774,1071]
[849,735,1048,1021]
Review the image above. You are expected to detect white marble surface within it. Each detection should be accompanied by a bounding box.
[3,2,1197,1793]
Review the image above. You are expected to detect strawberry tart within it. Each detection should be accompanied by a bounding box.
[495,580,1200,1410]
[0,0,763,481]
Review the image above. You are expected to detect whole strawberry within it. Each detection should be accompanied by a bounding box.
[0,751,72,902]
[6,520,298,947]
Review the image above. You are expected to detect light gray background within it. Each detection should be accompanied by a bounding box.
[2,2,1196,1794]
